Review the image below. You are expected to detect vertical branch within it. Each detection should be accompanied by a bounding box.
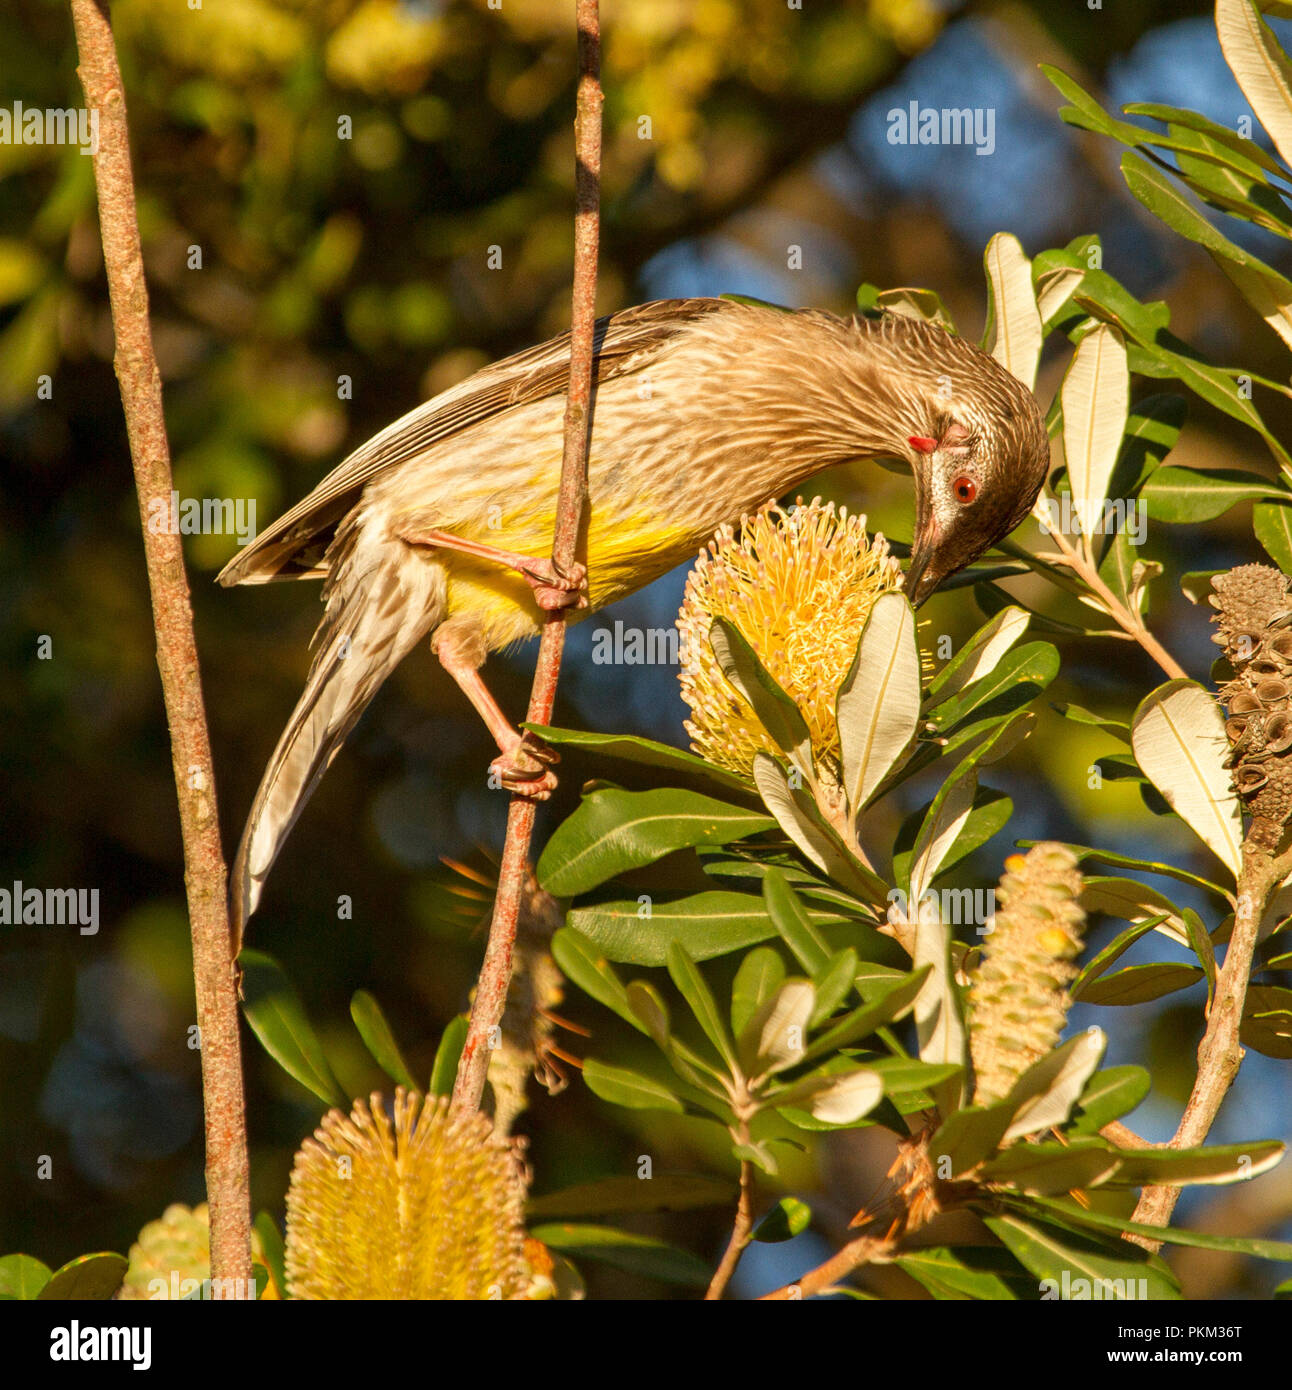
[1131,841,1287,1238]
[452,0,602,1115]
[68,0,252,1288]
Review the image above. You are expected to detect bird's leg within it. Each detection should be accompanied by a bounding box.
[399,526,588,612]
[432,618,559,799]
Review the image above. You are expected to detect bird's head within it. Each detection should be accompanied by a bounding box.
[900,364,1050,607]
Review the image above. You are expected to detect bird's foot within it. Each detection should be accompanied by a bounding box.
[520,559,588,612]
[490,731,559,798]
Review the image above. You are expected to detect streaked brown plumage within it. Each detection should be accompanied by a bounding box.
[220,296,1050,937]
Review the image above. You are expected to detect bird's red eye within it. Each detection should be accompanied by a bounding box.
[953,475,977,504]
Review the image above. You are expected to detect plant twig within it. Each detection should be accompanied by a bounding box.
[1130,839,1292,1240]
[68,0,251,1289]
[706,1158,755,1300]
[1033,507,1187,681]
[452,0,602,1115]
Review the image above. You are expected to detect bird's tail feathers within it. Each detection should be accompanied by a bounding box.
[231,526,445,948]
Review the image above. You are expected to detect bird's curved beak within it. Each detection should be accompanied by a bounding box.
[903,526,940,609]
[903,453,941,608]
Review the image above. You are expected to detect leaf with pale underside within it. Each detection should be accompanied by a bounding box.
[1062,322,1129,546]
[837,592,922,815]
[927,606,1031,705]
[983,233,1043,389]
[1217,0,1292,170]
[1131,680,1243,878]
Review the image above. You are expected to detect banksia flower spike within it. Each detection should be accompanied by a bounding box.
[119,1202,277,1300]
[677,497,904,778]
[968,844,1086,1106]
[285,1088,535,1299]
[1212,564,1292,852]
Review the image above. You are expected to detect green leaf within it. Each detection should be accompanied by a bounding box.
[772,1064,885,1125]
[1020,1194,1292,1260]
[927,642,1060,733]
[350,990,418,1091]
[1001,1029,1108,1143]
[568,889,844,967]
[897,1245,1029,1301]
[1066,1066,1152,1135]
[709,619,813,773]
[1254,500,1292,573]
[984,1212,1180,1300]
[524,724,753,794]
[1216,0,1292,169]
[752,754,887,900]
[761,868,831,974]
[929,1101,1016,1176]
[582,1058,685,1113]
[1099,1139,1284,1188]
[837,592,922,813]
[429,1014,468,1097]
[739,978,815,1076]
[239,949,344,1107]
[35,1253,127,1301]
[527,1174,737,1219]
[666,941,736,1070]
[1121,102,1286,177]
[810,948,859,1027]
[1052,703,1131,743]
[982,232,1043,389]
[1078,962,1205,1005]
[1113,393,1188,494]
[1132,680,1244,876]
[927,607,1031,704]
[976,1139,1121,1194]
[537,787,774,897]
[0,1254,52,1300]
[1141,465,1286,522]
[752,1197,813,1243]
[1028,841,1232,899]
[1080,876,1188,944]
[529,1223,709,1287]
[865,1055,965,1101]
[551,927,641,1024]
[1062,322,1129,544]
[1121,151,1292,347]
[911,900,967,1096]
[253,1212,287,1299]
[1042,64,1152,146]
[798,967,931,1066]
[1072,917,1169,997]
[730,946,787,1040]
[1242,984,1292,1057]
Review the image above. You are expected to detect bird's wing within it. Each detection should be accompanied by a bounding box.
[218,297,729,585]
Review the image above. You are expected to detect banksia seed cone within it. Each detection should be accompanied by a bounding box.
[677,498,904,777]
[968,844,1086,1106]
[1213,564,1292,851]
[285,1089,532,1299]
[119,1202,277,1299]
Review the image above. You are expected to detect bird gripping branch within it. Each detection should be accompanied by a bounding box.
[219,296,1050,943]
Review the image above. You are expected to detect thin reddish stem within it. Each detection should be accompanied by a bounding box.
[452,0,602,1114]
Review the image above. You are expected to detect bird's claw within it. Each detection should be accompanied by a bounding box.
[521,559,588,611]
[490,732,559,798]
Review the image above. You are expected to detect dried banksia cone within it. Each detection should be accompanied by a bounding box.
[285,1089,533,1299]
[968,844,1086,1106]
[677,498,904,777]
[119,1202,277,1300]
[1212,565,1292,851]
[1209,564,1290,663]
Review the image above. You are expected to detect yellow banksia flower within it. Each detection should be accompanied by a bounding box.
[677,498,905,777]
[119,1202,278,1300]
[285,1088,535,1299]
[968,844,1087,1106]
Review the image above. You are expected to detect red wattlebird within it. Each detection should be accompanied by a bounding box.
[219,297,1050,938]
